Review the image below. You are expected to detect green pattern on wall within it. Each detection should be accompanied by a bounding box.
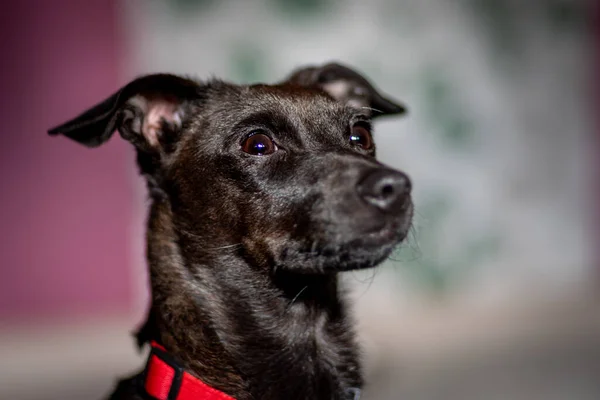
[421,68,476,149]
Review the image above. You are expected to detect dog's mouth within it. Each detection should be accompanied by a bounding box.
[273,202,413,274]
[362,219,409,243]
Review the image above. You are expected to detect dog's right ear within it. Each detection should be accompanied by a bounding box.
[284,62,406,117]
[48,74,201,151]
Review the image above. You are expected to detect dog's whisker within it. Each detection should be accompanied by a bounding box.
[177,229,243,252]
[359,106,384,114]
[406,226,422,259]
[387,225,422,263]
[350,267,380,299]
[287,285,308,309]
[204,243,243,250]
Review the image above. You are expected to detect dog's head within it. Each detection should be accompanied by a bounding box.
[49,68,412,274]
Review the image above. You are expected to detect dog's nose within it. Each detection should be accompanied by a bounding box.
[356,169,411,214]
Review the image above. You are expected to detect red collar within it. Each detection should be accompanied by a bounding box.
[140,341,235,400]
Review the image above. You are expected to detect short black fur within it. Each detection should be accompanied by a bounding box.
[48,63,412,400]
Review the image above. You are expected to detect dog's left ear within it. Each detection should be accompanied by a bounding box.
[284,62,406,117]
[48,74,201,152]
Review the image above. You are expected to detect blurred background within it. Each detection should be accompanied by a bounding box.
[1,0,598,399]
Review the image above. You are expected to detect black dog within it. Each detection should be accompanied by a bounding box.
[48,62,412,400]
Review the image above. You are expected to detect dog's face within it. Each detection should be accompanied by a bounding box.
[170,84,413,273]
[49,67,412,274]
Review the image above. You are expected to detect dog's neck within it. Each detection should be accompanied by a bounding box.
[141,200,362,400]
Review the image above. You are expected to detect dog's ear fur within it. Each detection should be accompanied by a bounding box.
[48,74,201,151]
[285,62,406,117]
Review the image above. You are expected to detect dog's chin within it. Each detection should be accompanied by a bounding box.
[275,222,409,274]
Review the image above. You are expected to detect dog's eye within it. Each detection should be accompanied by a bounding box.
[241,132,276,156]
[350,124,373,150]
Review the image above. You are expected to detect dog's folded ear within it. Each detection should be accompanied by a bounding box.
[284,62,406,118]
[48,74,201,151]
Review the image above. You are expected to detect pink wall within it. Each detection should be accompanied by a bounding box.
[0,1,136,321]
